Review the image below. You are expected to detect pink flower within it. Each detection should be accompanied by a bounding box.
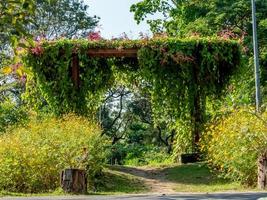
[218,29,240,40]
[31,45,44,56]
[20,74,27,84]
[11,63,22,72]
[87,31,102,41]
[35,34,46,42]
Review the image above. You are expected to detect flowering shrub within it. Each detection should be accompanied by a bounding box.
[201,107,267,186]
[0,114,106,193]
[87,31,102,41]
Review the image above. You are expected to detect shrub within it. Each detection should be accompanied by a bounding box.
[106,142,171,166]
[201,107,267,186]
[0,100,28,133]
[0,114,106,193]
[123,145,171,166]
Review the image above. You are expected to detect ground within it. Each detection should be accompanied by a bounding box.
[107,165,177,194]
[1,163,267,200]
[98,163,243,194]
[1,193,267,200]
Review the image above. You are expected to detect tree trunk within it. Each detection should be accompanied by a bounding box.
[258,152,267,189]
[61,169,87,193]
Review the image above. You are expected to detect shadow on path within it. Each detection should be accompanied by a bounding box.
[110,163,230,186]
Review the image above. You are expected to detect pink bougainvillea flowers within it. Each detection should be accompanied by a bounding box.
[31,45,44,56]
[87,31,102,41]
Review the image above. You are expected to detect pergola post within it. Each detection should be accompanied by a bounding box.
[71,53,80,89]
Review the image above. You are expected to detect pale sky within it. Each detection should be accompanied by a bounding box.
[85,0,153,39]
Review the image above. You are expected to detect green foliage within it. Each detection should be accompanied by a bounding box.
[201,107,267,186]
[0,0,98,116]
[22,38,241,153]
[125,148,172,166]
[0,0,36,46]
[172,120,193,154]
[0,100,28,133]
[30,0,99,39]
[97,167,148,194]
[130,0,267,106]
[23,38,241,119]
[131,0,267,39]
[0,114,106,193]
[24,40,115,115]
[166,163,241,192]
[108,143,175,166]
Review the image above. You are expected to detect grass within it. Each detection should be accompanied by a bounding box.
[0,163,256,196]
[163,163,246,192]
[98,163,248,193]
[94,167,148,194]
[0,188,66,197]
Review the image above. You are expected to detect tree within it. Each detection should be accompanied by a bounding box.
[128,94,176,153]
[29,0,99,39]
[100,86,132,145]
[0,0,36,46]
[131,0,267,39]
[100,86,176,154]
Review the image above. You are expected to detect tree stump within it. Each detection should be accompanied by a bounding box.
[181,153,201,164]
[61,169,87,193]
[258,153,267,189]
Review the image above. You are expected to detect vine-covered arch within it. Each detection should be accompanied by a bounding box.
[24,38,241,150]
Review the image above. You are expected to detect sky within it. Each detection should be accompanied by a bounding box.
[85,0,152,39]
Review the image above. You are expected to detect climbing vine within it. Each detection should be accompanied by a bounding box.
[23,37,241,148]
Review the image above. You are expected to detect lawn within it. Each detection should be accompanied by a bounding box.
[163,163,244,192]
[94,167,148,194]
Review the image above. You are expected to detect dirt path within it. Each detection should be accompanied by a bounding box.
[113,166,176,194]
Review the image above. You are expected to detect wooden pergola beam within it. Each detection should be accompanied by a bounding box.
[87,48,138,58]
[71,54,80,89]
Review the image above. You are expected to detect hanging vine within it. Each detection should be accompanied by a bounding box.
[23,37,241,149]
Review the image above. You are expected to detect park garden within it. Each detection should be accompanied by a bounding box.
[0,0,266,195]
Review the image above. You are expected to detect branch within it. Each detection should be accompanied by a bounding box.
[157,125,169,147]
[106,89,127,130]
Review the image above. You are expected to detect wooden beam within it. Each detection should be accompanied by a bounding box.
[88,48,138,58]
[71,54,80,89]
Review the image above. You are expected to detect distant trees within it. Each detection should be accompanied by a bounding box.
[131,0,267,39]
[0,0,35,45]
[100,86,176,154]
[30,0,99,39]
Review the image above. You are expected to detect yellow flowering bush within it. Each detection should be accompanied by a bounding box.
[202,107,267,186]
[0,114,106,193]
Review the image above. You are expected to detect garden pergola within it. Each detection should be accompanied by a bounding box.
[25,37,241,151]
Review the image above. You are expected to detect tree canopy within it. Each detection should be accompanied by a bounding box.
[0,0,35,46]
[30,0,99,39]
[130,0,267,40]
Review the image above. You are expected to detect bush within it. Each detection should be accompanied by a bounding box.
[201,107,267,186]
[0,114,106,193]
[0,100,28,133]
[106,142,171,166]
[124,145,171,166]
